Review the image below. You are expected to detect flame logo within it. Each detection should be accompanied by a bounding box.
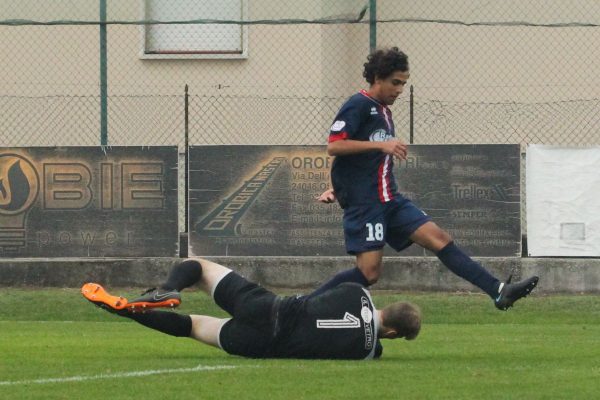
[0,154,39,216]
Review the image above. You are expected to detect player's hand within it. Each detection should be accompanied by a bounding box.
[380,139,408,160]
[316,188,336,203]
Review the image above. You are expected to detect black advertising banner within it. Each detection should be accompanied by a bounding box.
[189,146,345,256]
[189,145,520,257]
[394,144,521,257]
[0,147,178,257]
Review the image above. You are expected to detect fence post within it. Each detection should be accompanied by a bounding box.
[179,84,190,257]
[369,0,377,52]
[410,85,414,144]
[184,84,189,235]
[99,0,108,146]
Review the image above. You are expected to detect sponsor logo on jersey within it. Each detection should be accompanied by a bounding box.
[369,129,391,142]
[370,107,378,115]
[330,120,346,132]
[361,306,373,324]
[361,296,374,350]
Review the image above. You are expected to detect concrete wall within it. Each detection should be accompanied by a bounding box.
[1,257,598,294]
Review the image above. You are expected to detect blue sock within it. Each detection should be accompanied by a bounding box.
[436,242,500,298]
[308,267,369,298]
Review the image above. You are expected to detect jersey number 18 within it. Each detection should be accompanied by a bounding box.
[365,223,384,241]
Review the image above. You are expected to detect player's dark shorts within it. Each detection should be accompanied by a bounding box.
[343,196,431,255]
[215,272,287,358]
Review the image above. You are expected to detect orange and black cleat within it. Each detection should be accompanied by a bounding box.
[81,283,129,314]
[126,287,181,313]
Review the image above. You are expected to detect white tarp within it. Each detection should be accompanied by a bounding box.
[526,144,600,256]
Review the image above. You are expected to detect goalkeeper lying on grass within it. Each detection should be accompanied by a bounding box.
[82,258,421,360]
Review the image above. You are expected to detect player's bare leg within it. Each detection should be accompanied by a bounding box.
[356,249,384,284]
[188,260,242,349]
[409,221,452,252]
[189,315,230,348]
[194,258,234,297]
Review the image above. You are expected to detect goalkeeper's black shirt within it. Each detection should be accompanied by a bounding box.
[269,283,382,360]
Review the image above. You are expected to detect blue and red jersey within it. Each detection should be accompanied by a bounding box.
[328,90,399,208]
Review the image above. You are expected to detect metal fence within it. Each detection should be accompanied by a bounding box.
[2,1,600,148]
[2,1,600,235]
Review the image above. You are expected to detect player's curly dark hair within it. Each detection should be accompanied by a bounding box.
[363,47,409,85]
[381,302,421,340]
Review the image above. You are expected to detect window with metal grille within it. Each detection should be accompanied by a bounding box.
[142,0,248,59]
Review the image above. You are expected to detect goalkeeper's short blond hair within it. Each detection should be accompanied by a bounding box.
[381,302,421,340]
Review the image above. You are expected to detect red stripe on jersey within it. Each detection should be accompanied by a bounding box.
[359,89,371,99]
[378,155,392,202]
[328,132,348,143]
[378,160,384,202]
[377,154,392,203]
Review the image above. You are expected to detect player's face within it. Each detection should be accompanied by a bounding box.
[374,70,410,105]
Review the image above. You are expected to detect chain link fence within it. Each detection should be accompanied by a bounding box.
[2,0,600,235]
[2,1,600,147]
[379,0,600,147]
[0,0,370,147]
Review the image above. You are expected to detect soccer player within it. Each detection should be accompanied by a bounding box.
[317,47,538,310]
[82,258,421,360]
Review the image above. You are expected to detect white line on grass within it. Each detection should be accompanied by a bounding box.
[0,365,236,386]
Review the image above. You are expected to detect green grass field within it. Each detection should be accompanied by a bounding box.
[1,288,598,399]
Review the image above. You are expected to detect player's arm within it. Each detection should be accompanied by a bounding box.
[327,138,408,160]
[317,155,336,203]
